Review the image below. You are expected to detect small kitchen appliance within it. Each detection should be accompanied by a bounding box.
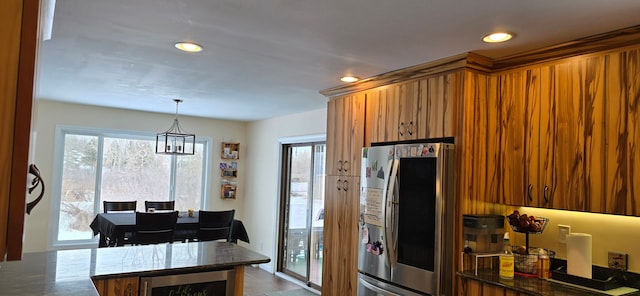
[463,214,505,253]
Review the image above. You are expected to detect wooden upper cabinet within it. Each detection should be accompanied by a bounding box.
[491,46,640,215]
[418,72,460,139]
[458,71,500,205]
[326,93,365,177]
[365,85,394,144]
[494,65,581,209]
[573,49,640,215]
[365,82,417,143]
[494,71,527,206]
[366,72,461,144]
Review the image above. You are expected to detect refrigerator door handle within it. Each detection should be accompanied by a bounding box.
[384,158,399,267]
[359,275,402,296]
[380,158,393,267]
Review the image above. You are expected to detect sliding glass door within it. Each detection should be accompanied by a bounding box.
[278,142,325,289]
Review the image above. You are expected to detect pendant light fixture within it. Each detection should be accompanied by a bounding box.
[156,99,195,155]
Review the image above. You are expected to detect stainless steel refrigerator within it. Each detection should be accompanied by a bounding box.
[357,143,454,296]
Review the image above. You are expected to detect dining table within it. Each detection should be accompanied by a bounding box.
[89,212,250,247]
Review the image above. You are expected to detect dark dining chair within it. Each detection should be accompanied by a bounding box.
[145,200,175,212]
[102,201,137,246]
[133,211,179,245]
[103,201,137,213]
[197,210,235,242]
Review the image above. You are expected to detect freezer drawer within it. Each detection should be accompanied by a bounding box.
[357,273,427,296]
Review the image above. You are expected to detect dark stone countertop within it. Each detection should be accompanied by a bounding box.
[458,270,640,296]
[0,241,270,296]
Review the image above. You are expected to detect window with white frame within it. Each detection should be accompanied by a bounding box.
[51,126,210,247]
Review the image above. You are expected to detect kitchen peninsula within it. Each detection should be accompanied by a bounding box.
[0,241,270,296]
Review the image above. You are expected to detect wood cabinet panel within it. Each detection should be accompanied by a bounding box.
[321,175,359,296]
[495,71,527,206]
[366,82,417,143]
[366,72,461,144]
[594,48,640,215]
[1,0,38,261]
[420,72,461,139]
[459,71,499,205]
[326,93,365,176]
[364,86,388,146]
[396,81,421,140]
[93,277,139,296]
[459,277,508,296]
[552,62,587,211]
[487,46,640,215]
[0,0,23,262]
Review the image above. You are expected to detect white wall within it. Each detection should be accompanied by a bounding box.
[514,207,640,272]
[25,100,248,252]
[244,108,327,272]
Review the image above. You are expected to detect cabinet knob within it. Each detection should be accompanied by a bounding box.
[342,161,349,173]
[407,121,414,136]
[543,185,549,204]
[398,122,404,137]
[342,180,349,191]
[337,160,343,172]
[336,179,343,191]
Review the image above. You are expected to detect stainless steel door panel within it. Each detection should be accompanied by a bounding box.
[361,146,394,190]
[391,263,435,295]
[357,273,425,296]
[358,223,391,281]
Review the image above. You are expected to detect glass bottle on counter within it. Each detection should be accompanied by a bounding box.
[538,249,550,279]
[499,232,514,279]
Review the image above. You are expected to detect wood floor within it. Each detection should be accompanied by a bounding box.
[244,265,317,296]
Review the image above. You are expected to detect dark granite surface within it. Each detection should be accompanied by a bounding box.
[0,241,270,296]
[458,270,640,296]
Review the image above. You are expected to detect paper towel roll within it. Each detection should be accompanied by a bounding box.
[566,233,592,278]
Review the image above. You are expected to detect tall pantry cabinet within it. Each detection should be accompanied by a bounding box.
[322,93,365,296]
[0,0,38,261]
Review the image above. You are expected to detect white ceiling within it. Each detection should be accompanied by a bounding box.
[36,0,640,121]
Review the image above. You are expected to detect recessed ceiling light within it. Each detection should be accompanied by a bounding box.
[482,32,513,43]
[175,42,203,53]
[340,76,359,83]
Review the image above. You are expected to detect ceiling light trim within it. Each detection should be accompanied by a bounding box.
[482,32,514,43]
[340,76,360,83]
[175,42,203,53]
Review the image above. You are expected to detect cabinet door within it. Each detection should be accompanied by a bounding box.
[93,277,139,296]
[366,81,422,143]
[396,81,421,140]
[1,0,38,261]
[321,175,359,296]
[549,62,587,211]
[419,72,460,139]
[496,71,528,206]
[365,85,392,144]
[326,93,365,176]
[459,71,499,204]
[577,49,640,215]
[533,66,554,208]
